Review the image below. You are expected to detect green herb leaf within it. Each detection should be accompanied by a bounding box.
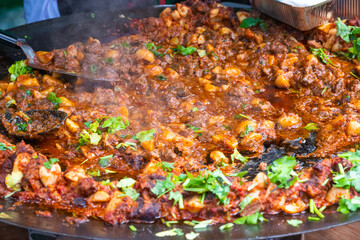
[197,49,207,57]
[185,232,199,240]
[151,174,175,197]
[116,142,137,150]
[338,150,360,164]
[0,143,15,151]
[231,148,248,163]
[102,117,129,134]
[129,225,137,232]
[267,156,298,188]
[118,187,140,200]
[169,191,184,209]
[310,47,336,67]
[337,196,360,214]
[0,212,12,219]
[90,65,98,74]
[239,195,253,212]
[156,162,174,172]
[157,75,166,81]
[219,223,234,231]
[304,123,319,131]
[87,169,101,177]
[193,219,213,229]
[234,211,267,225]
[46,92,62,109]
[155,228,184,237]
[135,129,156,143]
[122,41,130,47]
[117,177,136,188]
[174,45,197,56]
[240,18,267,30]
[287,219,303,227]
[43,158,59,170]
[239,125,253,137]
[8,61,32,82]
[192,107,199,112]
[99,154,113,168]
[186,124,203,133]
[105,57,114,64]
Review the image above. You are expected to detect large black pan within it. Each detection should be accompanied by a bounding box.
[0,5,359,240]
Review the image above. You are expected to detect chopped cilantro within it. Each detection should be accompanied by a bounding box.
[157,75,166,81]
[87,169,101,177]
[155,228,184,237]
[337,196,360,214]
[151,173,176,197]
[239,125,253,137]
[287,219,303,227]
[185,232,199,240]
[43,158,59,170]
[219,223,234,231]
[267,156,298,188]
[117,177,139,200]
[90,65,98,74]
[230,148,248,163]
[0,143,15,151]
[192,107,199,112]
[25,90,31,96]
[129,225,137,232]
[332,163,360,192]
[117,177,136,188]
[156,162,174,172]
[90,12,95,19]
[304,123,319,131]
[240,17,267,30]
[46,92,62,109]
[239,195,253,212]
[168,191,184,209]
[122,41,130,47]
[338,150,360,164]
[197,49,207,57]
[99,154,113,168]
[116,142,137,150]
[16,122,27,132]
[310,47,336,67]
[8,61,32,82]
[193,219,213,229]
[105,57,114,64]
[135,129,156,143]
[233,211,267,225]
[102,116,129,134]
[173,45,197,56]
[235,113,250,120]
[186,124,203,133]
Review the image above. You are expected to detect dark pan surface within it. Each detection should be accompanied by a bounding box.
[0,5,359,239]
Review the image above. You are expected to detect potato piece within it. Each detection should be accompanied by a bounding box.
[43,74,62,86]
[281,199,307,214]
[142,139,155,151]
[16,75,39,87]
[325,187,350,204]
[176,3,189,17]
[65,118,80,133]
[36,51,54,64]
[145,65,163,77]
[223,67,242,76]
[136,49,155,62]
[210,151,229,164]
[59,97,75,107]
[346,120,360,136]
[277,113,301,129]
[184,196,204,213]
[39,163,62,187]
[275,74,290,88]
[65,167,88,182]
[89,191,110,202]
[212,134,238,149]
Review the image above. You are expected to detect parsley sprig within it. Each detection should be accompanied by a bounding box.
[267,156,298,188]
[8,60,32,82]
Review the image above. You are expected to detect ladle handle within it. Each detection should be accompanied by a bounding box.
[0,29,24,47]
